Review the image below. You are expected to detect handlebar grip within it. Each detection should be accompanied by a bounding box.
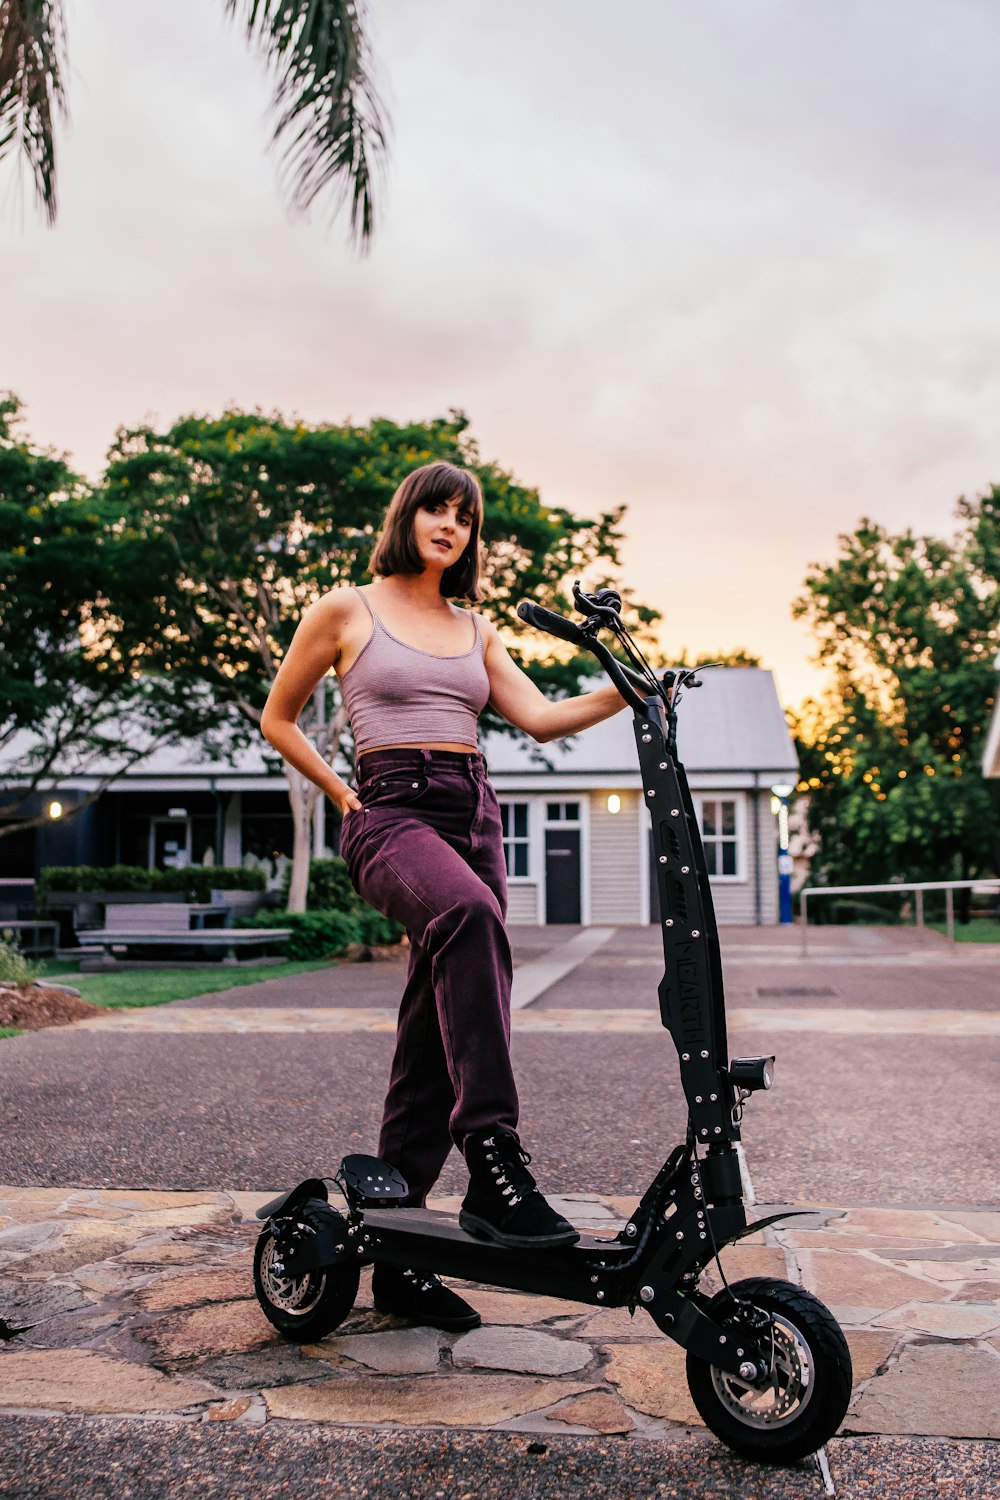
[516,600,587,646]
[517,599,652,715]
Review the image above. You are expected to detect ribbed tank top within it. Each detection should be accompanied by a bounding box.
[339,589,491,754]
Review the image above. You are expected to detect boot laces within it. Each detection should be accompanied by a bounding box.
[402,1267,439,1295]
[491,1134,537,1203]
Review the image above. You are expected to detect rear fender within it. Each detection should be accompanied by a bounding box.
[255,1178,329,1222]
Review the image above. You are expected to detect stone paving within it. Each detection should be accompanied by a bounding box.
[1,1185,998,1448]
[71,1003,1000,1037]
[2,923,998,1495]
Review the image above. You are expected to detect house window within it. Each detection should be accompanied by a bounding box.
[545,801,581,823]
[699,798,740,878]
[500,801,531,879]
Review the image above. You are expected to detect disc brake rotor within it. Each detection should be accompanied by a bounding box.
[710,1312,815,1429]
[260,1233,327,1316]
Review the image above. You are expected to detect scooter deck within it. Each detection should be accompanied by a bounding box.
[362,1207,634,1303]
[364,1206,619,1256]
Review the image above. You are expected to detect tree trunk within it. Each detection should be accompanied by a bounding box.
[282,683,351,914]
[285,766,319,913]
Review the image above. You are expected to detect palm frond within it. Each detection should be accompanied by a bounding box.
[0,0,68,222]
[226,0,388,251]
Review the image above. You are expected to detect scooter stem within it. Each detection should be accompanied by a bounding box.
[635,696,739,1155]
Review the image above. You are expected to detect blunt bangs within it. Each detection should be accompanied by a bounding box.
[369,462,485,602]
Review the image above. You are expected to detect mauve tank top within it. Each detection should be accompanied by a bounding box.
[339,589,491,754]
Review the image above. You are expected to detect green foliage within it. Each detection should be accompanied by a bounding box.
[276,856,403,946]
[793,489,1000,887]
[36,865,265,902]
[237,907,401,959]
[280,856,356,912]
[4,3,384,248]
[0,935,42,986]
[674,649,762,669]
[0,395,236,836]
[32,958,344,1009]
[95,407,656,746]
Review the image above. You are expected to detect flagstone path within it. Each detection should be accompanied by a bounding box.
[1,1186,998,1447]
[1,923,998,1497]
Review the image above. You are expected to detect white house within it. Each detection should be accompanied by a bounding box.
[0,669,797,926]
[484,668,797,926]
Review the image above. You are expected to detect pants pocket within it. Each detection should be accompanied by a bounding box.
[363,774,429,808]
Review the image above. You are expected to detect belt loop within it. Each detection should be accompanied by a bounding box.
[420,748,432,769]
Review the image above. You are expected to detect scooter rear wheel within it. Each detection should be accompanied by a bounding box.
[684,1277,852,1463]
[253,1201,360,1342]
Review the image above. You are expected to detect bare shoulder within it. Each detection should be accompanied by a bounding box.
[469,609,501,644]
[296,586,368,662]
[302,586,365,635]
[307,585,362,621]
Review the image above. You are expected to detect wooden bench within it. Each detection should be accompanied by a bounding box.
[79,903,292,966]
[103,903,231,931]
[0,919,61,957]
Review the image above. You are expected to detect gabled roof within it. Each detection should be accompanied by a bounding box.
[0,669,796,794]
[484,668,798,780]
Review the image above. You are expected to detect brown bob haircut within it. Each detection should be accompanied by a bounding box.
[369,462,485,602]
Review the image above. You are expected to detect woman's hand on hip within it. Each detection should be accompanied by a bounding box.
[331,787,364,817]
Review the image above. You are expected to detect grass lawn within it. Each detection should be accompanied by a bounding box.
[32,957,341,1008]
[0,1027,18,1039]
[927,918,1000,943]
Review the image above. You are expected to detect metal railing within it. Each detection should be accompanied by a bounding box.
[798,879,1000,955]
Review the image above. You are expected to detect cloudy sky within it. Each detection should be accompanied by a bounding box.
[5,0,1000,706]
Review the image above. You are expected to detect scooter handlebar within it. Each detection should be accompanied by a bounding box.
[516,600,653,716]
[516,600,587,645]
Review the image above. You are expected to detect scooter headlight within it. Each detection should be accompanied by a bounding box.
[729,1056,775,1092]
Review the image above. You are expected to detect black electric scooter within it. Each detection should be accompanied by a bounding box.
[252,585,852,1464]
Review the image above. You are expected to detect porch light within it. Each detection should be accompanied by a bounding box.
[607,794,621,815]
[47,800,63,820]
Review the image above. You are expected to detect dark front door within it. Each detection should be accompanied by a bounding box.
[545,828,581,924]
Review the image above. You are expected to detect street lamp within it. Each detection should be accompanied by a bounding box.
[770,784,794,926]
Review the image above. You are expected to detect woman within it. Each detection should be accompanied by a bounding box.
[260,460,627,1330]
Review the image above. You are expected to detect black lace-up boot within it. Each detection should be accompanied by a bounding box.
[371,1264,481,1331]
[459,1131,579,1248]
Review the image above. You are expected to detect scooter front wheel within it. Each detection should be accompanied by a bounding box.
[253,1204,360,1342]
[685,1277,852,1463]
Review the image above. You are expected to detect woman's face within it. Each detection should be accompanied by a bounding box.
[411,492,475,574]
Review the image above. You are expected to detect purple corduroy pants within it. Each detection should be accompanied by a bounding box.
[338,748,518,1206]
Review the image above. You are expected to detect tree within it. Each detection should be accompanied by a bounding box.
[792,493,1000,892]
[0,393,223,838]
[97,406,658,912]
[0,0,386,247]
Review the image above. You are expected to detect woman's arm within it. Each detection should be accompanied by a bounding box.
[260,593,362,815]
[480,617,628,744]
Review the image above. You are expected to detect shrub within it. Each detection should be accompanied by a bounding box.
[0,934,42,986]
[353,908,404,946]
[278,857,403,947]
[237,906,403,959]
[237,908,362,960]
[280,857,356,912]
[37,865,266,903]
